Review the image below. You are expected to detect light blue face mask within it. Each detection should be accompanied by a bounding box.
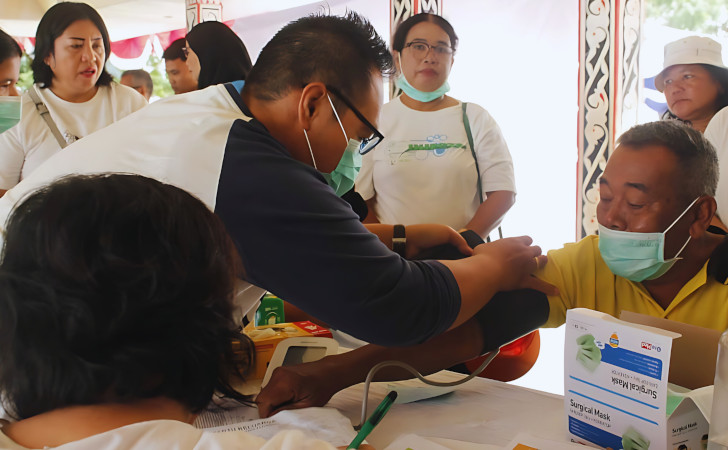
[303,94,362,197]
[395,53,450,103]
[0,96,21,133]
[598,197,699,282]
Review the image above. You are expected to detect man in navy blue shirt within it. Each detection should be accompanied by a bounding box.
[0,13,553,347]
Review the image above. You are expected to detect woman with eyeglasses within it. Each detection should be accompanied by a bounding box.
[356,13,531,382]
[357,13,516,240]
[184,21,252,90]
[0,2,147,197]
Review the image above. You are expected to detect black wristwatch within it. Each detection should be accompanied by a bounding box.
[392,224,406,256]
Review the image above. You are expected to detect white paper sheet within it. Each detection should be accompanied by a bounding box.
[194,404,357,447]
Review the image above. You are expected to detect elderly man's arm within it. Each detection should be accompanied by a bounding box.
[256,289,549,418]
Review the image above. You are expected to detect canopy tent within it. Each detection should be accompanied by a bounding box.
[0,0,324,40]
[0,0,328,60]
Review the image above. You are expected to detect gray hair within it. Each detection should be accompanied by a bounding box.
[616,120,718,201]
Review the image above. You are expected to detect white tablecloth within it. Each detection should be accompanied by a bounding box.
[327,371,569,448]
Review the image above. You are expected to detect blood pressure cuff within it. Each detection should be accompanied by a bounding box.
[410,229,550,354]
[412,229,486,260]
[473,289,550,354]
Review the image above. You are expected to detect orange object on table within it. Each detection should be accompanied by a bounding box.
[464,330,541,382]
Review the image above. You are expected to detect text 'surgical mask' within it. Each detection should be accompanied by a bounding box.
[0,96,21,133]
[395,53,450,103]
[303,94,362,197]
[598,197,699,282]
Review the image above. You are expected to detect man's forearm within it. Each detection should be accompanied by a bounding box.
[315,317,485,390]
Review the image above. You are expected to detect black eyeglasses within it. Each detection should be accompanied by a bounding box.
[326,85,383,155]
[404,41,453,59]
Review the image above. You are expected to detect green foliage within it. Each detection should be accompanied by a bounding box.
[647,0,728,35]
[148,54,173,99]
[17,53,34,91]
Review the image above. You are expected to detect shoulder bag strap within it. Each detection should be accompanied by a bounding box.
[461,102,483,203]
[461,102,503,241]
[28,86,68,149]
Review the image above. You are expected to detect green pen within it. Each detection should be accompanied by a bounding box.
[347,391,398,449]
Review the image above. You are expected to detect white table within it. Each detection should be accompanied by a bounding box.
[327,371,569,448]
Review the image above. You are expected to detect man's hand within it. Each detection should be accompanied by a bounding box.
[405,224,472,258]
[256,363,339,418]
[472,235,557,295]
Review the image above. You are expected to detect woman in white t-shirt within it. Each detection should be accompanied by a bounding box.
[357,13,516,239]
[0,174,353,450]
[0,2,146,196]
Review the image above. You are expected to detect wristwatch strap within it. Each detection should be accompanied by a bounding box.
[392,224,406,257]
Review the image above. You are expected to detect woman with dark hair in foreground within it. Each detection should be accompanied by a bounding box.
[0,174,345,449]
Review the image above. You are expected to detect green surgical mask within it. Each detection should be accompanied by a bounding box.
[303,94,362,197]
[0,96,21,133]
[598,197,699,282]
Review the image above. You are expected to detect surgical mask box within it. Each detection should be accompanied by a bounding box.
[243,321,334,382]
[564,308,711,450]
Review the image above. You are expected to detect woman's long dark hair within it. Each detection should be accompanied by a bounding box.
[186,21,252,89]
[0,174,253,420]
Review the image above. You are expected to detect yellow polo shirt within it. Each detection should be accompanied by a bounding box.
[537,235,728,332]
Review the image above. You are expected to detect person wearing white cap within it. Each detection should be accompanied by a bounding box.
[654,35,728,133]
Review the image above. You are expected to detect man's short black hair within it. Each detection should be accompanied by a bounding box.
[617,120,719,202]
[163,37,187,61]
[121,69,153,93]
[0,28,22,63]
[244,11,394,107]
[31,2,113,88]
[0,174,252,420]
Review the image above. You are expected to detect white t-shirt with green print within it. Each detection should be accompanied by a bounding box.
[357,95,515,230]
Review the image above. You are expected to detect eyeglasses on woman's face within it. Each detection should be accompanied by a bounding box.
[404,40,453,59]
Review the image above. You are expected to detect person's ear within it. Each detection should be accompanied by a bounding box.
[393,50,401,74]
[297,82,327,131]
[44,52,55,69]
[689,195,717,237]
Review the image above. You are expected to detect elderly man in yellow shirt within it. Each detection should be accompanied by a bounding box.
[255,120,728,417]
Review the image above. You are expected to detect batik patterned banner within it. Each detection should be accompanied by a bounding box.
[578,0,611,238]
[186,0,223,31]
[618,0,643,135]
[578,0,643,239]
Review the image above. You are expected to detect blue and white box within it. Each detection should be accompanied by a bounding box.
[564,308,703,449]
